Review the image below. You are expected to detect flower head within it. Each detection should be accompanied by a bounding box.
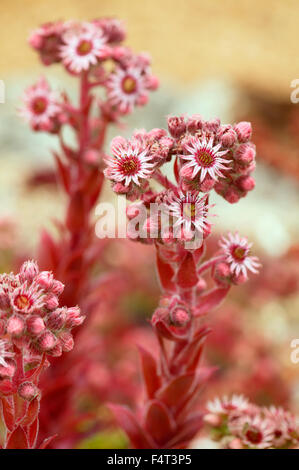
[181,134,230,182]
[20,77,61,131]
[167,191,211,235]
[106,64,156,114]
[105,137,155,187]
[60,22,108,73]
[207,394,249,416]
[219,232,260,278]
[231,414,274,449]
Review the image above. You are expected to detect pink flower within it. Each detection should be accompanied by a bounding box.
[231,414,274,449]
[10,282,46,314]
[167,191,211,235]
[180,134,230,182]
[60,22,108,74]
[264,406,298,447]
[20,77,61,131]
[0,339,14,367]
[106,65,151,114]
[219,232,261,278]
[105,137,155,187]
[207,394,249,416]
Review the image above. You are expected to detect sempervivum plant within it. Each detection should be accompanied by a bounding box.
[0,260,84,449]
[18,17,158,444]
[105,114,261,448]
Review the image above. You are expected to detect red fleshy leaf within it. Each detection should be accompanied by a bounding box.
[53,152,70,194]
[156,252,176,293]
[174,157,180,184]
[27,418,39,449]
[6,426,28,449]
[138,347,161,399]
[175,326,211,371]
[156,373,195,409]
[176,252,198,289]
[21,398,40,427]
[195,286,230,316]
[66,190,87,233]
[13,395,27,424]
[38,434,57,449]
[38,230,59,271]
[108,404,155,449]
[0,379,14,396]
[1,398,14,432]
[166,413,203,448]
[145,400,176,445]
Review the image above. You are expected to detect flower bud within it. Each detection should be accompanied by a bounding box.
[46,343,62,357]
[27,315,45,336]
[170,307,190,327]
[234,121,252,143]
[6,315,25,337]
[64,306,84,328]
[167,116,186,138]
[18,381,39,401]
[46,308,66,330]
[204,118,220,133]
[50,280,64,296]
[187,114,203,133]
[216,262,231,278]
[146,75,159,91]
[19,260,39,283]
[236,175,255,192]
[0,292,10,310]
[200,175,216,192]
[37,330,57,351]
[224,187,240,204]
[44,293,59,310]
[35,271,54,290]
[234,143,255,164]
[220,128,237,148]
[59,332,74,352]
[112,182,129,194]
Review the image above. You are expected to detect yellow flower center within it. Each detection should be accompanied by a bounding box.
[121,157,139,175]
[14,294,30,310]
[122,76,137,94]
[233,246,246,260]
[197,150,214,167]
[32,97,47,115]
[77,40,92,56]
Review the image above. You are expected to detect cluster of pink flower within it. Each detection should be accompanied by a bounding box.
[106,115,261,449]
[0,261,83,448]
[0,260,84,362]
[205,395,299,449]
[105,115,256,205]
[20,19,158,131]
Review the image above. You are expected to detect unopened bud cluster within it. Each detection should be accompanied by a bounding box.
[0,260,84,379]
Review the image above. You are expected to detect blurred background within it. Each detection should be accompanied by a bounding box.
[1,0,299,448]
